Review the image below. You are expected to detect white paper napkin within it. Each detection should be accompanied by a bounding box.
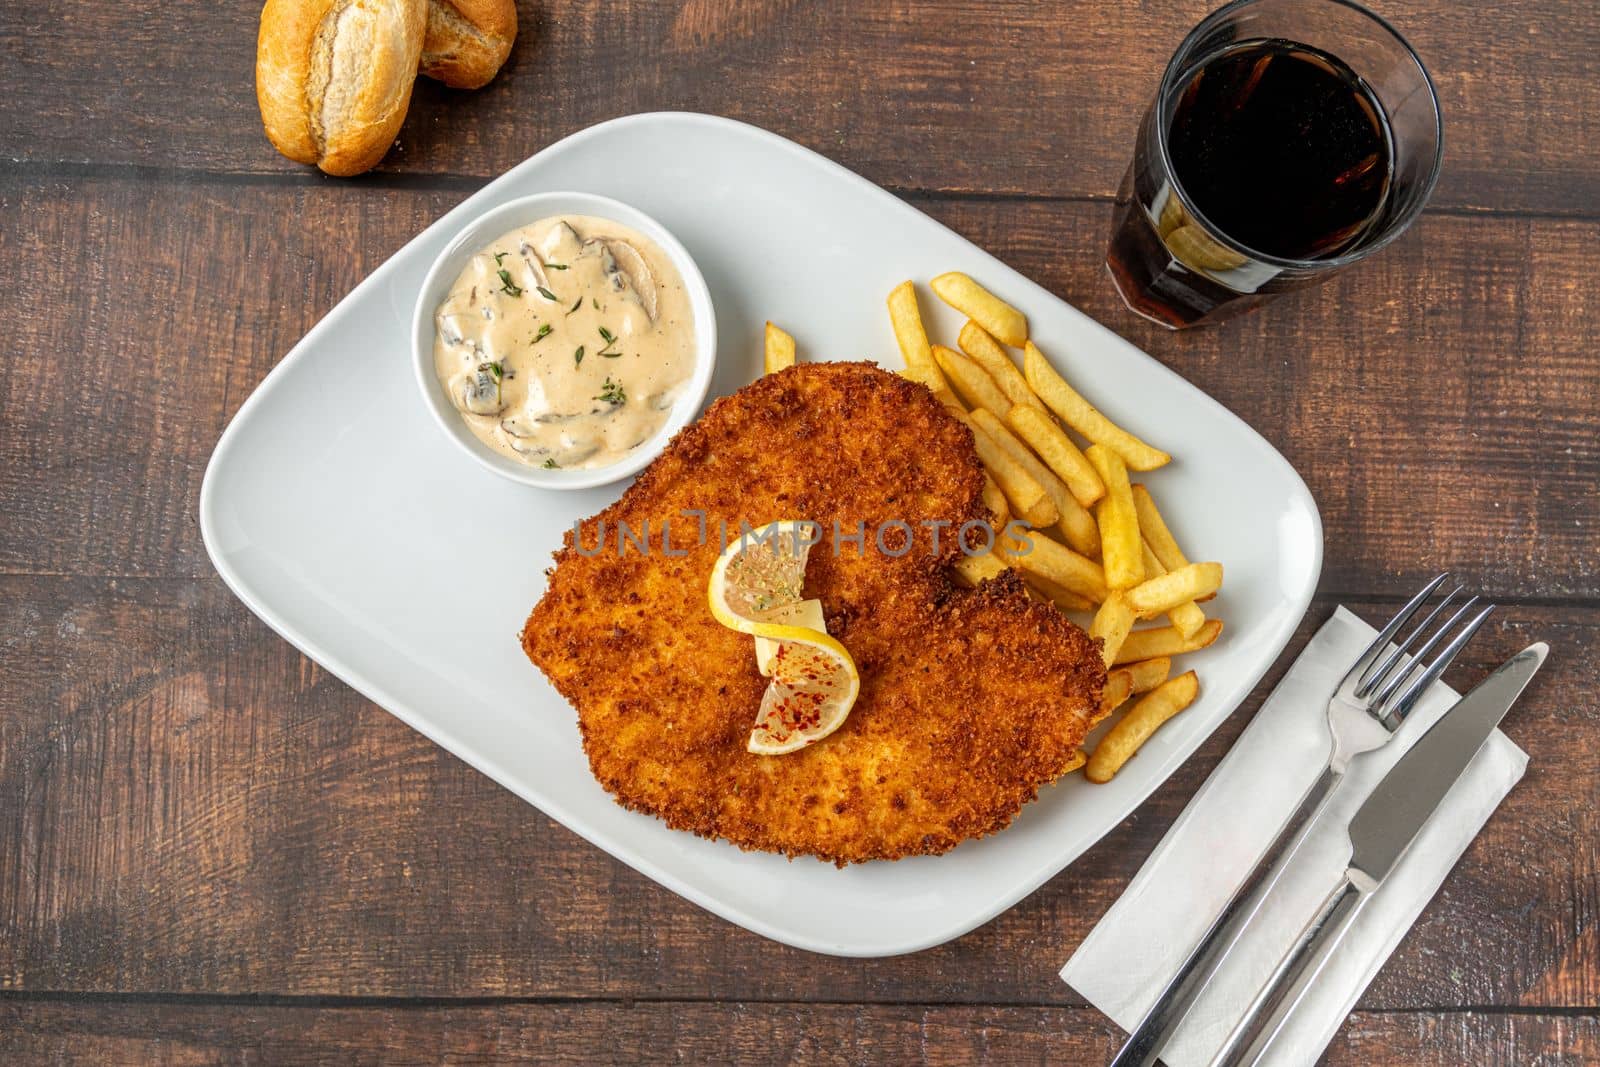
[1061,606,1528,1067]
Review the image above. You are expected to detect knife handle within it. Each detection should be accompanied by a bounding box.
[1109,765,1341,1067]
[1210,871,1374,1067]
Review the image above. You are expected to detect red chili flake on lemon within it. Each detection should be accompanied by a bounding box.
[707,520,860,755]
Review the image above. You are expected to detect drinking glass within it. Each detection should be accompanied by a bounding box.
[1106,0,1442,328]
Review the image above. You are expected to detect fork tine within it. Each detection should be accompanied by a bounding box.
[1357,583,1463,697]
[1369,601,1491,726]
[1380,603,1496,726]
[1343,573,1449,689]
[1370,594,1480,711]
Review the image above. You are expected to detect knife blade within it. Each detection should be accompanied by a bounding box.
[1213,641,1547,1067]
[1347,640,1547,882]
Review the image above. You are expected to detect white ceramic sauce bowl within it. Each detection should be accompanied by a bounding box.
[411,191,717,489]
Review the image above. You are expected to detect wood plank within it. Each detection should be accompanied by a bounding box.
[0,177,463,580]
[0,1,1595,214]
[2,177,1595,597]
[0,999,1595,1065]
[2,575,1595,1009]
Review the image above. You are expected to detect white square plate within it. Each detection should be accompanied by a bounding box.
[201,113,1322,957]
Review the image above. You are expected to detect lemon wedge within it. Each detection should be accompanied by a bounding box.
[707,520,818,632]
[707,520,859,753]
[745,624,861,755]
[755,598,827,676]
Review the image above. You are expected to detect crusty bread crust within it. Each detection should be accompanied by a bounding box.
[420,0,517,90]
[255,0,426,176]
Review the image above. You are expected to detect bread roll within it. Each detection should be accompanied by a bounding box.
[256,0,428,177]
[420,0,518,89]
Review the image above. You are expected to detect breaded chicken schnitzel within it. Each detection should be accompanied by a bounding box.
[522,362,1104,864]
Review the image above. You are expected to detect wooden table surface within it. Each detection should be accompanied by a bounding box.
[2,1,1597,1062]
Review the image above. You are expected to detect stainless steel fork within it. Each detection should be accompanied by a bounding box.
[1109,574,1495,1067]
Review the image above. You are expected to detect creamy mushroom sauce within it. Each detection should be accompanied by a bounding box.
[433,215,695,470]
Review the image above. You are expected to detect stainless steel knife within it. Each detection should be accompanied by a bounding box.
[1210,641,1548,1067]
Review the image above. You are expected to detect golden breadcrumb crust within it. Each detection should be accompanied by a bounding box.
[522,362,1104,865]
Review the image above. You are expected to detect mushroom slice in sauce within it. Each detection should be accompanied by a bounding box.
[503,437,552,460]
[602,239,658,322]
[578,238,657,323]
[537,221,584,262]
[515,240,551,292]
[504,431,598,466]
[555,438,601,465]
[437,316,472,350]
[451,365,505,415]
[500,409,605,438]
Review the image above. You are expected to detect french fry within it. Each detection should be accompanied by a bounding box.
[1087,444,1144,589]
[887,280,937,376]
[1063,748,1088,774]
[1023,342,1171,470]
[1141,541,1207,638]
[935,388,969,417]
[1134,480,1216,610]
[1010,533,1108,603]
[1007,403,1105,508]
[1051,497,1102,562]
[1086,671,1200,783]
[953,551,1008,588]
[885,282,974,419]
[964,417,1058,528]
[892,330,954,397]
[930,271,1028,346]
[1014,567,1097,614]
[1019,582,1050,605]
[1112,619,1223,665]
[1043,584,1096,615]
[1131,484,1187,572]
[1125,656,1172,694]
[1127,562,1223,617]
[1096,668,1134,724]
[1171,599,1209,634]
[1089,591,1137,667]
[958,321,1048,414]
[971,409,1098,557]
[997,518,1033,556]
[899,357,946,393]
[982,474,1010,528]
[935,344,1013,417]
[899,359,966,419]
[763,322,796,374]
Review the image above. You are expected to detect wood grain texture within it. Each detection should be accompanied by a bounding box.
[2,574,1595,1011]
[0,1,1595,214]
[0,176,455,580]
[1,0,1598,1056]
[1,177,1595,596]
[1,1000,1595,1065]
